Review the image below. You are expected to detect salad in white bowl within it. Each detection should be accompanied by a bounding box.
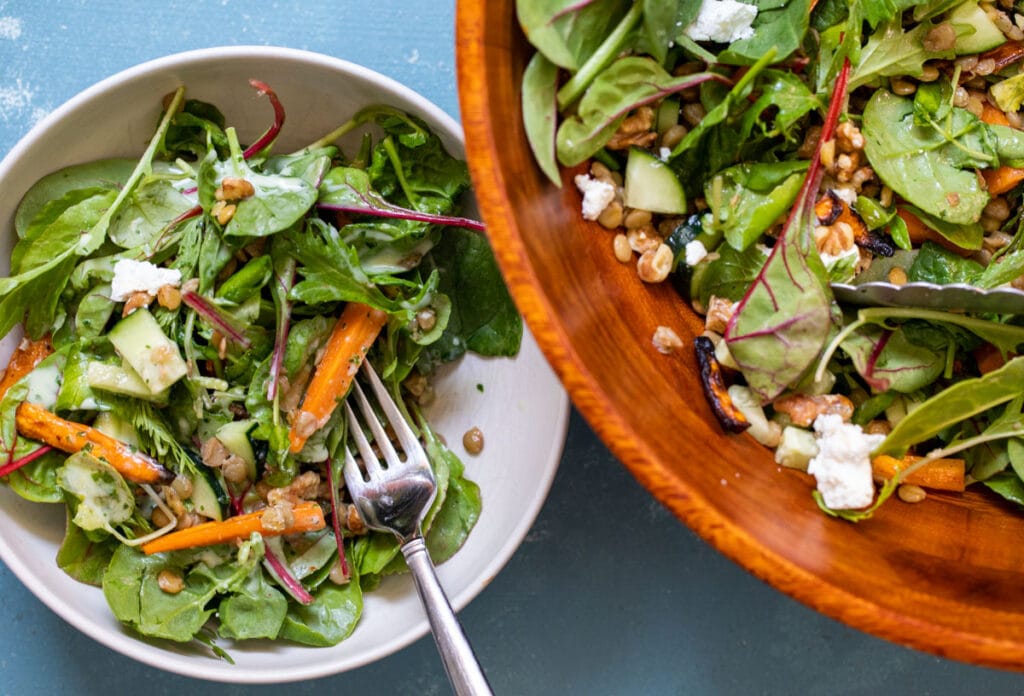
[0,47,568,682]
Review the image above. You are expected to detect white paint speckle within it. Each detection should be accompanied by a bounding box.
[0,78,33,122]
[0,16,21,40]
[407,48,420,64]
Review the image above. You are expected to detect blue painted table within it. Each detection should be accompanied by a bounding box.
[0,2,1022,694]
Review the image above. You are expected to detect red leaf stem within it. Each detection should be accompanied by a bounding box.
[243,79,286,160]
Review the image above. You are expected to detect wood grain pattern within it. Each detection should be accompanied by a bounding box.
[455,0,1024,670]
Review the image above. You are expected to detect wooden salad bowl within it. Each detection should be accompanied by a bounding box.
[455,0,1024,670]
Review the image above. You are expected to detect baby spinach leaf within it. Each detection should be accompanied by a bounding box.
[908,240,984,284]
[14,160,132,238]
[643,0,700,63]
[108,179,195,249]
[863,90,991,228]
[278,578,363,647]
[557,57,727,166]
[719,0,812,66]
[57,518,118,586]
[58,452,135,533]
[982,470,1024,507]
[878,356,1024,456]
[217,567,288,640]
[521,52,562,187]
[419,227,522,365]
[860,0,917,28]
[516,0,631,71]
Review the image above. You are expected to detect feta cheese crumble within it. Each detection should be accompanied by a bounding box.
[685,0,758,44]
[574,174,616,221]
[807,414,886,510]
[110,259,182,302]
[685,239,708,267]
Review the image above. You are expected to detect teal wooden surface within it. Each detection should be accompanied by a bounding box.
[0,2,1023,694]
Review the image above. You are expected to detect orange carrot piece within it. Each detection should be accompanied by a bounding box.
[983,167,1024,195]
[980,102,1011,127]
[978,104,1024,194]
[15,402,173,484]
[288,302,388,453]
[872,454,966,493]
[896,208,974,256]
[141,500,326,554]
[0,336,53,400]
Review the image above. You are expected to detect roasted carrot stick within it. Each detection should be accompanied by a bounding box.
[896,208,974,257]
[979,103,1024,194]
[141,500,325,554]
[288,302,388,453]
[15,402,173,484]
[0,336,53,400]
[871,454,966,492]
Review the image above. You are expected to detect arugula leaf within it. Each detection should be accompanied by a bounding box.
[878,356,1024,456]
[850,20,959,90]
[695,242,769,308]
[706,161,808,251]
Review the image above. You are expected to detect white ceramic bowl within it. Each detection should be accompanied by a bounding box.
[0,46,568,683]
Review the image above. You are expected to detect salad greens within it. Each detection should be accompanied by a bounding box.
[0,80,521,654]
[518,0,1024,517]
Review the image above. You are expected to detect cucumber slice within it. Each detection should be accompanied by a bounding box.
[92,412,141,448]
[191,468,227,521]
[950,1,1006,55]
[216,419,258,480]
[86,361,169,403]
[107,308,188,394]
[623,147,687,215]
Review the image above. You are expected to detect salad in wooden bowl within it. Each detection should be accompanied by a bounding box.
[457,0,1024,669]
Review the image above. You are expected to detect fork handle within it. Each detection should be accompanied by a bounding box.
[402,537,493,696]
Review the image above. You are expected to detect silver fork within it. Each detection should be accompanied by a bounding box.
[342,360,493,696]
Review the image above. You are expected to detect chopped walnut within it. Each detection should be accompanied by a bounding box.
[606,106,657,151]
[215,176,256,201]
[773,393,854,427]
[156,284,182,310]
[122,291,154,317]
[261,500,295,532]
[267,471,321,507]
[652,326,684,354]
[212,200,237,225]
[814,220,856,257]
[704,296,735,334]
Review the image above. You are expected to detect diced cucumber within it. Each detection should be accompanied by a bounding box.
[92,411,141,448]
[623,147,687,215]
[950,1,1006,55]
[86,361,169,403]
[191,468,227,522]
[215,419,258,480]
[107,308,188,394]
